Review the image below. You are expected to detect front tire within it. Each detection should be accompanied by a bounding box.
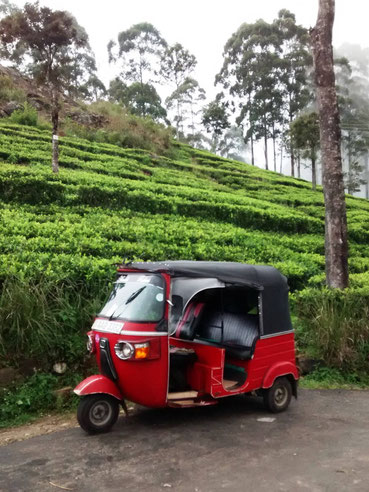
[263,377,292,413]
[77,394,120,434]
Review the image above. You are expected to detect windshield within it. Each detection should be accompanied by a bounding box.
[99,273,165,322]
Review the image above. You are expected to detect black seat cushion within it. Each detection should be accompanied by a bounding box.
[196,311,258,359]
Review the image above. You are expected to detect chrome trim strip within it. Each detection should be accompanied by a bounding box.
[119,330,168,337]
[260,330,294,339]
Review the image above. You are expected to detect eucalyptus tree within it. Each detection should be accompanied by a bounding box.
[109,77,167,122]
[335,55,369,195]
[311,0,349,289]
[108,23,167,87]
[108,23,167,127]
[166,76,205,136]
[202,97,230,153]
[159,43,198,135]
[274,9,312,176]
[0,1,90,173]
[80,74,106,101]
[290,112,320,189]
[216,19,283,170]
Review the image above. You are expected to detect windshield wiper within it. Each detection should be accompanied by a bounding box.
[108,286,147,320]
[125,286,146,305]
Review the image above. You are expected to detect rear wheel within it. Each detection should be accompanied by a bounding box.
[77,394,120,434]
[263,377,292,413]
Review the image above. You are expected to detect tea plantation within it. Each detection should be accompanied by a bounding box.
[1,121,369,292]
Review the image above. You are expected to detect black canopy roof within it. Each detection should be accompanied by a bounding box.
[126,261,292,336]
[128,261,287,291]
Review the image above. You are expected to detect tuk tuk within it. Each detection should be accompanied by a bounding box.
[74,261,299,433]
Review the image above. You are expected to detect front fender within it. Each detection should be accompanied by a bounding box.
[74,375,123,401]
[262,361,299,389]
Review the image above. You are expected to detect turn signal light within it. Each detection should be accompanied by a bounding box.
[134,342,150,359]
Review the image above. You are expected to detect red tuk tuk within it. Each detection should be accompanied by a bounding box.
[75,261,298,433]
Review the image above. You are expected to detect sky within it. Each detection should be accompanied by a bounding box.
[11,0,369,190]
[12,0,369,97]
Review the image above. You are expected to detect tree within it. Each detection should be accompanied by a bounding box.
[109,78,167,122]
[159,43,197,134]
[160,42,196,89]
[166,77,205,137]
[108,23,166,86]
[335,53,369,195]
[0,2,90,173]
[218,126,248,161]
[311,0,349,288]
[217,20,283,170]
[202,98,230,153]
[79,74,106,102]
[290,112,320,189]
[275,10,312,176]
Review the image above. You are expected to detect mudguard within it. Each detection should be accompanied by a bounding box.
[262,361,299,389]
[74,375,123,401]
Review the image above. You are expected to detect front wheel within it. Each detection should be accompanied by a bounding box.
[77,394,120,434]
[263,377,292,413]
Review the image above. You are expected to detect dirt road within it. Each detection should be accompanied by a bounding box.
[1,389,368,492]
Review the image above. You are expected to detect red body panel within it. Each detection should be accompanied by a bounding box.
[169,332,298,399]
[74,375,123,400]
[92,324,169,408]
[85,272,172,408]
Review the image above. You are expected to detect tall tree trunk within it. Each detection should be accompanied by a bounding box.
[290,145,295,177]
[365,152,369,199]
[311,0,349,289]
[347,133,352,194]
[272,133,277,172]
[51,90,60,174]
[264,127,268,170]
[250,132,255,166]
[297,153,301,179]
[311,156,317,190]
[280,146,283,173]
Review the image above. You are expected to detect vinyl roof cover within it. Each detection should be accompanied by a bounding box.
[127,261,292,335]
[128,261,288,291]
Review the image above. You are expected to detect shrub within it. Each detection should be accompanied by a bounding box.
[62,101,173,157]
[9,102,38,126]
[0,277,107,367]
[0,74,26,103]
[295,287,369,371]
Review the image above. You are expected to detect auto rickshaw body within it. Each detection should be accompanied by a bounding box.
[75,261,299,433]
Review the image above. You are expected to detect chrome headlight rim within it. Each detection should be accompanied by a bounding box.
[114,341,135,360]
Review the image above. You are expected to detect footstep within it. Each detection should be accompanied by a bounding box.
[257,417,276,423]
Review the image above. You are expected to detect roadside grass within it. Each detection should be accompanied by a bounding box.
[299,367,369,390]
[0,371,81,429]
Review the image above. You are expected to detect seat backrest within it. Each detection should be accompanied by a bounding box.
[175,302,205,340]
[197,311,258,348]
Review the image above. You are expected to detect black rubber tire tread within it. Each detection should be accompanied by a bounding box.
[263,377,292,413]
[77,394,120,434]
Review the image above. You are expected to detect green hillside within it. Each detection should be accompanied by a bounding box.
[1,121,369,292]
[1,120,369,423]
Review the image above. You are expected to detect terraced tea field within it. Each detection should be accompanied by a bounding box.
[1,121,369,292]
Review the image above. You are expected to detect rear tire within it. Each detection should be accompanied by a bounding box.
[263,377,292,413]
[77,394,119,434]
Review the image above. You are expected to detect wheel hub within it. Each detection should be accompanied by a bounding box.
[89,400,113,426]
[274,387,288,406]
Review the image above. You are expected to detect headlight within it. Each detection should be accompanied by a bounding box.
[87,334,95,354]
[114,341,134,360]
